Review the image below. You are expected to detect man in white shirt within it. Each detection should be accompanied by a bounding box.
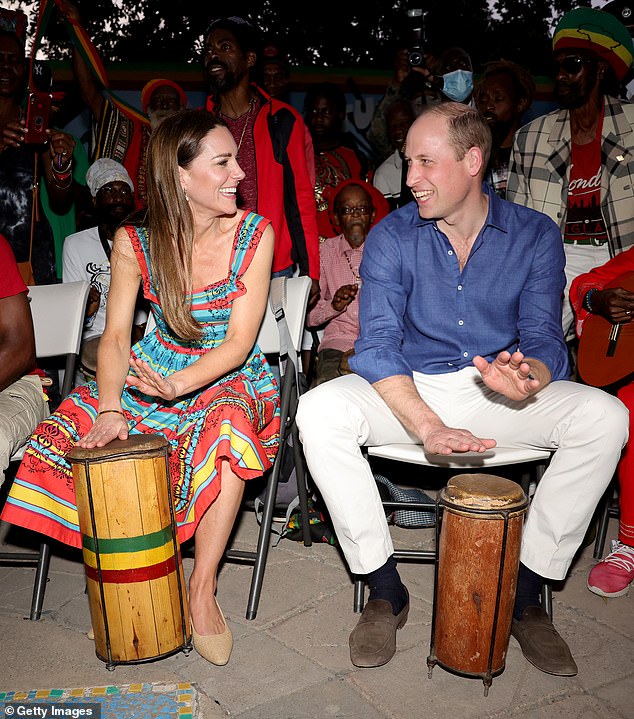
[372,98,415,211]
[62,158,142,379]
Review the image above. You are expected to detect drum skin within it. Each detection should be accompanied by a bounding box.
[69,435,191,666]
[433,474,527,677]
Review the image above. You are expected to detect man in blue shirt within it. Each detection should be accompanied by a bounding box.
[296,102,628,676]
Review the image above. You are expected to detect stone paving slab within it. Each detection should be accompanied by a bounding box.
[237,677,388,719]
[1,513,633,719]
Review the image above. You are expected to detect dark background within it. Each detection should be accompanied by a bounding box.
[28,0,591,76]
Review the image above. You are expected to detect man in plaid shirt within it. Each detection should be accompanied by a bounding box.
[507,7,634,341]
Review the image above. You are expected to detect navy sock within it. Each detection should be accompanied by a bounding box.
[366,556,408,616]
[514,562,544,620]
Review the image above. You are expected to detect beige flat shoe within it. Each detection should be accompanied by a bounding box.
[191,598,233,666]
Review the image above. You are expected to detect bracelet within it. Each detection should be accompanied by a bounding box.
[52,176,72,190]
[52,172,72,184]
[97,409,125,418]
[583,288,598,313]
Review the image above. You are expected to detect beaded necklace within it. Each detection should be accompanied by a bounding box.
[345,248,362,285]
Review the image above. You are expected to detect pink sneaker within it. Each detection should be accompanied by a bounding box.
[587,540,634,597]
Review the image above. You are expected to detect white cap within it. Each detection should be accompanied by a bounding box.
[86,158,134,197]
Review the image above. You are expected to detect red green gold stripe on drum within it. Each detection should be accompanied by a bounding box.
[84,554,179,584]
[81,525,176,573]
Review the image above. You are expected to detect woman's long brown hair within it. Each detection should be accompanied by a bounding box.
[145,109,227,340]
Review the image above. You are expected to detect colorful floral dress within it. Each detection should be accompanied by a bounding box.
[2,211,280,548]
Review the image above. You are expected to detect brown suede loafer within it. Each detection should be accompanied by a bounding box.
[511,606,577,676]
[349,595,409,668]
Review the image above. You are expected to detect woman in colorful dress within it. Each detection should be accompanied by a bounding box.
[1,109,280,666]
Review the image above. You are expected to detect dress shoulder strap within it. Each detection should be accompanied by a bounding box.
[229,211,271,279]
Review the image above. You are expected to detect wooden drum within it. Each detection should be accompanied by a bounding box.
[79,336,100,381]
[68,434,191,669]
[427,474,528,694]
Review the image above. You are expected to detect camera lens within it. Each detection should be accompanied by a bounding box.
[409,50,423,67]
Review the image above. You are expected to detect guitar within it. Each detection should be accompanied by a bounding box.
[577,271,634,387]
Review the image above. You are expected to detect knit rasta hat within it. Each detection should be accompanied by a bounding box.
[86,158,134,198]
[140,79,188,115]
[553,7,634,81]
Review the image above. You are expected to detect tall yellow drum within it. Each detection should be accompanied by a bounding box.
[427,474,528,694]
[68,434,191,669]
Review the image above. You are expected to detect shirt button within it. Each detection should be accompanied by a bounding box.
[448,250,454,255]
[463,352,469,357]
[458,320,464,326]
[457,284,463,290]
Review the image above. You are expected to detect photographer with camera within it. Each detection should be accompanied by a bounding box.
[0,22,77,286]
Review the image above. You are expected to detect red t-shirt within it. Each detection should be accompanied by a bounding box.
[0,233,28,299]
[564,110,608,246]
[0,233,46,385]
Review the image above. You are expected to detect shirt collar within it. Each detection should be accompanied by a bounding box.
[411,182,508,235]
[482,182,508,234]
[335,233,364,256]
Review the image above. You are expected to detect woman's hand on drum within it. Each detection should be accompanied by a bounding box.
[126,358,179,401]
[78,412,128,449]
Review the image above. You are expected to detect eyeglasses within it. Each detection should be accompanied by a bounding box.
[337,205,372,216]
[554,55,593,75]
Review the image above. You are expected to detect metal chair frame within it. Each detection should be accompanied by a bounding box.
[145,276,314,620]
[353,445,554,619]
[0,280,90,620]
[593,479,620,560]
[224,277,313,618]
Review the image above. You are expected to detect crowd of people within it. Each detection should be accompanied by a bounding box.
[0,1,633,680]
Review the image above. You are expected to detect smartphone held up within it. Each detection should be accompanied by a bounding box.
[24,91,52,144]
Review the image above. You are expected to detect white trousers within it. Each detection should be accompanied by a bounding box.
[296,368,629,580]
[562,244,611,340]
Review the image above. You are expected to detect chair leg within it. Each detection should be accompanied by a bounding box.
[243,368,296,620]
[541,582,552,622]
[353,577,365,613]
[594,500,611,560]
[593,483,617,560]
[291,421,312,547]
[30,541,51,620]
[244,460,280,621]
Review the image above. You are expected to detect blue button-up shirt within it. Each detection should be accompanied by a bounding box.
[350,185,569,384]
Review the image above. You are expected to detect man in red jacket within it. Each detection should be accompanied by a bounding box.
[570,250,634,597]
[202,16,320,303]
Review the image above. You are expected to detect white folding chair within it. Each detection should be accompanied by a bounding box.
[0,280,90,619]
[355,443,554,617]
[225,275,314,619]
[143,276,314,619]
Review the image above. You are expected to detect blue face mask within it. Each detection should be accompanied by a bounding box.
[442,69,474,102]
